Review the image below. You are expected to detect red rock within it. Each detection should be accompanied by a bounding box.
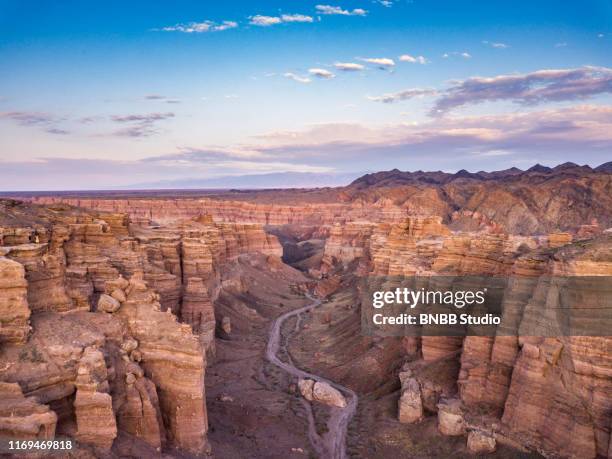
[0,257,31,344]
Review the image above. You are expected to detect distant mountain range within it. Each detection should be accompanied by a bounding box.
[119,161,612,191]
[348,161,612,188]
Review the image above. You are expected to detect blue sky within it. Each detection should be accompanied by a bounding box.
[1,0,611,190]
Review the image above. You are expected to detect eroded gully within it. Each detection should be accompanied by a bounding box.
[265,294,358,459]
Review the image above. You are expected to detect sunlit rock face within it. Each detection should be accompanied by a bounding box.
[0,199,290,454]
[303,204,611,458]
[0,257,31,344]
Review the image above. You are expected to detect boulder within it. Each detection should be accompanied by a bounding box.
[98,294,120,313]
[312,381,347,408]
[437,398,465,436]
[398,378,423,424]
[221,316,231,334]
[467,430,496,454]
[298,379,314,401]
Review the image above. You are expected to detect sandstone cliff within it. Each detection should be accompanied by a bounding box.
[333,215,611,458]
[0,199,286,455]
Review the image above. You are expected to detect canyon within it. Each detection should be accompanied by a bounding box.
[0,162,611,458]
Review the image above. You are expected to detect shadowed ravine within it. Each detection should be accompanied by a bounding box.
[266,294,358,459]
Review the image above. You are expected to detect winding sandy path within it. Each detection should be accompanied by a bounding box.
[265,295,358,459]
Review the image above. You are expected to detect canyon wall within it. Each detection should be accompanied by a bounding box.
[24,196,405,226]
[16,164,612,234]
[321,213,611,459]
[0,199,284,454]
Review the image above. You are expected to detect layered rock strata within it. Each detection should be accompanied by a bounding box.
[0,199,287,454]
[316,212,611,459]
[0,382,57,440]
[18,162,612,233]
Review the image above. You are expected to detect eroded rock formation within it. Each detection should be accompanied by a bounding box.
[18,162,612,234]
[296,209,611,458]
[1,162,611,458]
[0,199,288,455]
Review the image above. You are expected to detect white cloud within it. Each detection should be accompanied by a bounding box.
[214,21,238,32]
[334,62,365,71]
[249,15,283,26]
[399,54,428,64]
[360,57,395,68]
[315,5,368,16]
[309,68,336,79]
[442,51,471,59]
[555,42,568,48]
[482,40,509,49]
[376,0,394,7]
[284,72,312,83]
[249,13,314,26]
[160,20,237,33]
[281,14,314,23]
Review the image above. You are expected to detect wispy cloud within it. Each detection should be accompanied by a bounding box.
[482,40,509,49]
[442,51,471,59]
[284,72,312,83]
[144,94,181,104]
[555,42,568,48]
[78,116,102,124]
[144,147,269,162]
[309,68,335,79]
[315,5,368,16]
[158,20,237,33]
[111,113,174,123]
[0,111,70,135]
[110,112,174,138]
[3,105,611,190]
[432,66,612,115]
[250,13,313,26]
[367,88,437,103]
[0,155,332,191]
[367,66,612,115]
[45,128,70,135]
[360,57,395,69]
[334,62,365,71]
[0,111,59,126]
[375,0,394,7]
[252,105,612,168]
[399,54,428,64]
